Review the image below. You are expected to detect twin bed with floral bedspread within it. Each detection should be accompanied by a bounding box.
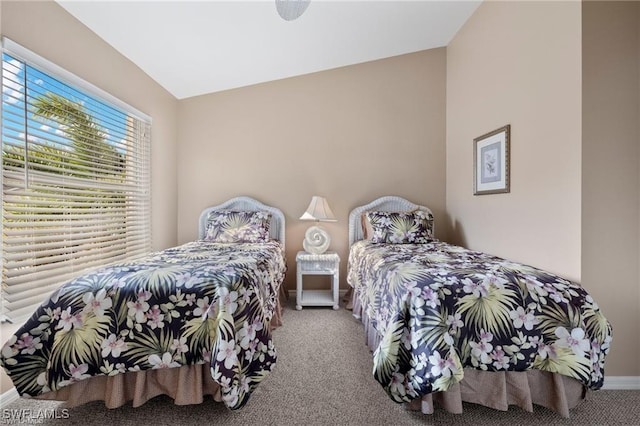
[0,196,287,410]
[347,196,612,417]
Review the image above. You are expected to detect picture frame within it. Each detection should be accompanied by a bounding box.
[473,124,510,195]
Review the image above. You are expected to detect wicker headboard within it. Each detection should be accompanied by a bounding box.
[198,196,286,248]
[348,196,434,246]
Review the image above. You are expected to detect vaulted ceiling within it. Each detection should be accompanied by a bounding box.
[57,1,481,99]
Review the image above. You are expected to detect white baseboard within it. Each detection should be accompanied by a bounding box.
[603,376,640,390]
[0,387,19,406]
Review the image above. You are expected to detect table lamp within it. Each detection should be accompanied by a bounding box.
[299,196,337,254]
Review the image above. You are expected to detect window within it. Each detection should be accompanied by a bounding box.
[1,38,151,321]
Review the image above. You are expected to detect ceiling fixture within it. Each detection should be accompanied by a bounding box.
[276,0,311,21]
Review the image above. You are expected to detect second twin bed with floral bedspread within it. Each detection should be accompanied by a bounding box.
[347,196,612,417]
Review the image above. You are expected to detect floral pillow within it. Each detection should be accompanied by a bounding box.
[204,210,271,243]
[364,210,434,244]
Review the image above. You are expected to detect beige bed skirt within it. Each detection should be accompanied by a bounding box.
[32,299,284,409]
[33,363,224,409]
[352,296,586,418]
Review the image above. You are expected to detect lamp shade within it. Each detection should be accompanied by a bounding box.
[299,196,337,222]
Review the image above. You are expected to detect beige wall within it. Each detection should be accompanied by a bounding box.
[1,0,179,251]
[446,0,583,282]
[177,49,447,291]
[582,1,640,376]
[0,0,179,392]
[447,0,639,377]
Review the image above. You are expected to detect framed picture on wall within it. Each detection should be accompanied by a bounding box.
[473,124,511,195]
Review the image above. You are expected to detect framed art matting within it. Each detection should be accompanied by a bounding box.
[473,124,510,195]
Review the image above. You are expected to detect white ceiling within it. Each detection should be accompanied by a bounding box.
[57,1,481,100]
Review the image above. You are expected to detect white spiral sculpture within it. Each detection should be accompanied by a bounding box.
[303,225,331,254]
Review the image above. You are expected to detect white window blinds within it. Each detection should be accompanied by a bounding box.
[1,38,151,321]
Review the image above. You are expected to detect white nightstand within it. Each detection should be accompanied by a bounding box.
[296,251,340,310]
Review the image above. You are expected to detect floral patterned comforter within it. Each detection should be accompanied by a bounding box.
[0,240,286,409]
[347,240,612,403]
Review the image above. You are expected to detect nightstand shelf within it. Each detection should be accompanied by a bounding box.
[296,251,340,310]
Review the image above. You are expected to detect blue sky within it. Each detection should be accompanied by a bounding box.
[2,52,128,155]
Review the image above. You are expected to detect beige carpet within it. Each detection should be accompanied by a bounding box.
[3,300,639,425]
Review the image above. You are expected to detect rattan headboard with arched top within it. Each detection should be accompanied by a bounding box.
[348,196,433,246]
[198,196,285,249]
